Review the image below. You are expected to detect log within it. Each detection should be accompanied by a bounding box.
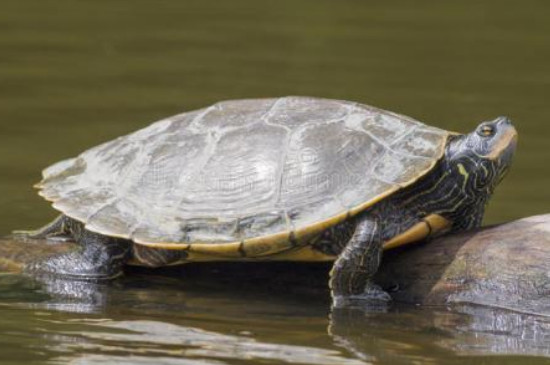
[375,214,550,314]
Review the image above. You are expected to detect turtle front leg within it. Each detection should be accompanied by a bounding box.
[329,216,391,308]
[25,228,131,280]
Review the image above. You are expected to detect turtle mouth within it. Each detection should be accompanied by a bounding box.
[486,125,518,162]
[493,130,517,187]
[501,131,518,163]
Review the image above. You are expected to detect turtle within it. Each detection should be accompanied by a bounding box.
[15,96,517,307]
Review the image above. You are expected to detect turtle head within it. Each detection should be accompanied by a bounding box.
[447,116,518,195]
[438,117,517,230]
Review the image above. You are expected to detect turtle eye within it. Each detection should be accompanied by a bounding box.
[478,124,495,137]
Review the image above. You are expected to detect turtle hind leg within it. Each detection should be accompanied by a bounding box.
[25,228,131,280]
[329,216,391,309]
[12,215,70,241]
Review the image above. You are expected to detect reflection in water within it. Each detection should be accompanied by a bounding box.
[52,320,367,365]
[440,305,550,357]
[0,271,368,365]
[330,306,550,363]
[2,264,550,364]
[36,277,111,314]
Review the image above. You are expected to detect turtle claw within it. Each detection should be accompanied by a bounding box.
[332,285,392,310]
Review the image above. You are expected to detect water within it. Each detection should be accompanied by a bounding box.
[1,0,550,363]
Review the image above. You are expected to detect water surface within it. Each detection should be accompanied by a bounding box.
[1,1,550,364]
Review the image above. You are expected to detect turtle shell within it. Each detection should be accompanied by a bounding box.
[37,97,449,256]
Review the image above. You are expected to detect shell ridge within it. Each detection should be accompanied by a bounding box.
[112,136,154,226]
[328,106,365,209]
[188,105,216,132]
[350,120,392,151]
[174,129,222,217]
[261,97,293,213]
[82,197,136,239]
[270,130,292,215]
[369,150,396,186]
[262,97,292,132]
[390,124,420,145]
[350,121,436,161]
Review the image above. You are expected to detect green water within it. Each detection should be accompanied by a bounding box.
[1,0,550,363]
